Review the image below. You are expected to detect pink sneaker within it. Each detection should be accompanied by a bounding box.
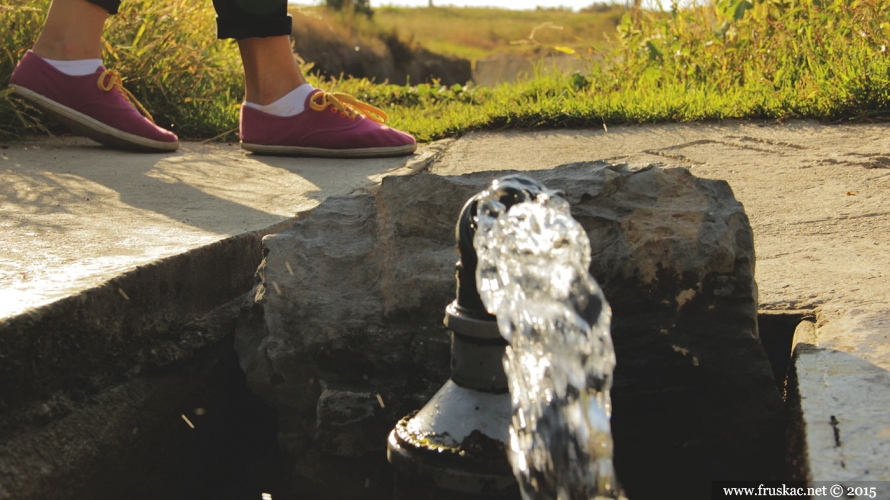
[240,89,416,158]
[8,51,178,152]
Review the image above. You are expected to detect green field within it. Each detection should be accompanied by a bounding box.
[2,0,889,143]
[371,4,626,61]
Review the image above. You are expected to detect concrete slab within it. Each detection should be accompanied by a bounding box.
[791,310,890,483]
[0,137,432,318]
[1,120,888,491]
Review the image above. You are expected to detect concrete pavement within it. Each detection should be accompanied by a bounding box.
[0,138,437,318]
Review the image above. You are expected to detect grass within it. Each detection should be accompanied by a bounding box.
[2,0,889,143]
[286,4,624,62]
[332,0,890,139]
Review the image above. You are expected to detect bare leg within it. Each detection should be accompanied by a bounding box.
[237,35,308,106]
[31,0,108,60]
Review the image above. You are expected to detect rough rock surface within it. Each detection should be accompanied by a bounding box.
[236,162,784,499]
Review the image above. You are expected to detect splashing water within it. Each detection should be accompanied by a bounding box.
[473,176,626,500]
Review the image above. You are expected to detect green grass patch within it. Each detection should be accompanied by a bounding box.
[2,0,889,143]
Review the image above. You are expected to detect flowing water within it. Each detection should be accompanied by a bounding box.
[472,176,627,500]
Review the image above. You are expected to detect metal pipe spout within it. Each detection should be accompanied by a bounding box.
[387,175,550,498]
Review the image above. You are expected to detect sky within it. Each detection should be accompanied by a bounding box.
[289,0,613,11]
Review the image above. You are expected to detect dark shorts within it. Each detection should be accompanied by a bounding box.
[86,0,292,39]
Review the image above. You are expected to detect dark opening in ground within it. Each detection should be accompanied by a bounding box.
[145,310,813,500]
[137,349,285,500]
[758,310,814,395]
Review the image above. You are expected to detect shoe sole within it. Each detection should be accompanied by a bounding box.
[9,85,179,153]
[241,141,416,158]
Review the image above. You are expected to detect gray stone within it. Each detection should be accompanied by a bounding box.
[236,162,784,500]
[316,388,382,458]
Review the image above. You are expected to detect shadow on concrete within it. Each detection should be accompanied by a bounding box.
[0,138,416,318]
[2,139,416,236]
[242,151,415,202]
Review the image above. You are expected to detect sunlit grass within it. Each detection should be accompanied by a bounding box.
[2,0,889,143]
[339,0,890,140]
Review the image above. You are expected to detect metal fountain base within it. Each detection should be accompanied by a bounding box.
[387,302,517,498]
[387,380,513,496]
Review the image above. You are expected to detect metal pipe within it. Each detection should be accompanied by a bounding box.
[387,175,550,498]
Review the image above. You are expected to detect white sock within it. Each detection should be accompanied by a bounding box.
[243,83,315,117]
[41,57,103,76]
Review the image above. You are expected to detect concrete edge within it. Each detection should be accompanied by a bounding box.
[786,309,890,486]
[0,215,300,419]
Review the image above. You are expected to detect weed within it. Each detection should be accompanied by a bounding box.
[604,0,890,121]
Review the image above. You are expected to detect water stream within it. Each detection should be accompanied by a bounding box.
[472,176,627,500]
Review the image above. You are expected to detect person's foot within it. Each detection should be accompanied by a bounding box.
[239,89,416,158]
[8,51,178,152]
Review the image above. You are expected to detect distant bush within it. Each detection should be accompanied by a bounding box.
[326,0,373,18]
[287,7,471,85]
[580,3,624,13]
